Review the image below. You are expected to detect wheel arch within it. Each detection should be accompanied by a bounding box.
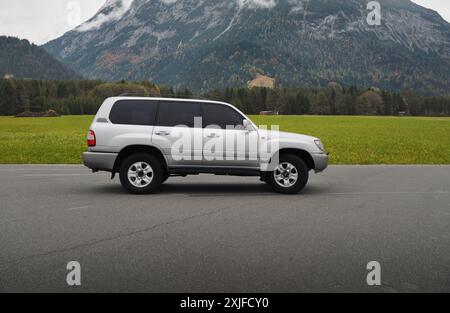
[275,148,315,171]
[113,145,168,175]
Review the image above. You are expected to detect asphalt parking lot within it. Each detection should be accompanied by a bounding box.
[0,165,449,292]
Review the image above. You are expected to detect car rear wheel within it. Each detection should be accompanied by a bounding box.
[119,153,164,194]
[161,173,170,184]
[267,154,309,194]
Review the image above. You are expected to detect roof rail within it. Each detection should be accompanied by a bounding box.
[117,93,211,100]
[118,93,146,97]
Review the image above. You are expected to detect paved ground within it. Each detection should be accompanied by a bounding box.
[0,165,449,293]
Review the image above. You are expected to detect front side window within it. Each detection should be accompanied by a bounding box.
[156,101,201,128]
[109,100,157,126]
[202,103,244,129]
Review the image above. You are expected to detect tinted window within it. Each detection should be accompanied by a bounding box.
[109,100,157,126]
[202,103,244,129]
[156,101,201,128]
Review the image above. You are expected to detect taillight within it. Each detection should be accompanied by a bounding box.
[87,130,96,147]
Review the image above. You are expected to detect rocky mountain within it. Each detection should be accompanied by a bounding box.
[44,0,450,94]
[0,36,81,80]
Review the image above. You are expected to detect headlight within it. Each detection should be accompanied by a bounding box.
[314,139,325,152]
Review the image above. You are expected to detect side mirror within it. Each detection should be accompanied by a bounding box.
[243,119,255,132]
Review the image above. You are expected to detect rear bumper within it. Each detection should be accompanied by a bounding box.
[83,152,118,172]
[311,153,329,173]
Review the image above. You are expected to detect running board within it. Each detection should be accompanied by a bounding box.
[168,167,261,177]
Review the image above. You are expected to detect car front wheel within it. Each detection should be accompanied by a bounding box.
[266,154,309,194]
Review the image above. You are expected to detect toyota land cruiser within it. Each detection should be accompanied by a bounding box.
[83,97,328,194]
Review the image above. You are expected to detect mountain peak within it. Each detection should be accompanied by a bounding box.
[44,0,450,94]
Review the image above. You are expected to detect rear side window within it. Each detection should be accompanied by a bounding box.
[109,100,158,126]
[202,103,244,129]
[156,101,201,128]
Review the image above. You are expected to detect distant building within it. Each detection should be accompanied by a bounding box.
[260,111,279,115]
[248,73,275,89]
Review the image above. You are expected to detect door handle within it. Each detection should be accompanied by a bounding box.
[156,130,170,136]
[207,133,220,138]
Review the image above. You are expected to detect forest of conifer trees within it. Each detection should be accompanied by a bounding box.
[0,79,449,116]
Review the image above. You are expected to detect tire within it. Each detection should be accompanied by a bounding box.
[161,173,170,184]
[119,153,164,194]
[266,154,309,194]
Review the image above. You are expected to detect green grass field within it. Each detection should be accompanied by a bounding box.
[0,115,449,164]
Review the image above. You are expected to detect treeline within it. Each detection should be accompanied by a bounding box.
[206,86,450,116]
[0,79,449,116]
[0,79,161,115]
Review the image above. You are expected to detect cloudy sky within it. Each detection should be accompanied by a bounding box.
[0,0,449,45]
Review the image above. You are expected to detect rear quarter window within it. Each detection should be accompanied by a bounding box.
[109,100,158,125]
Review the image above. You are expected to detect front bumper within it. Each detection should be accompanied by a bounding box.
[311,153,329,173]
[83,152,118,172]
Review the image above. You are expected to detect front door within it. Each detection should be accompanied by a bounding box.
[201,103,259,168]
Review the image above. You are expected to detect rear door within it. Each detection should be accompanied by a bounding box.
[152,100,203,167]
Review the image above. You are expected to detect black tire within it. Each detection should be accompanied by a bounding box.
[119,153,164,194]
[266,154,309,194]
[161,173,170,184]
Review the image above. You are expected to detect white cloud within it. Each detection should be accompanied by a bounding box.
[76,0,134,32]
[159,0,277,9]
[238,0,277,9]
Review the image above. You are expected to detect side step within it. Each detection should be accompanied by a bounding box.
[169,167,261,177]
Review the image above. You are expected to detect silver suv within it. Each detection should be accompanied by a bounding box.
[83,97,328,194]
